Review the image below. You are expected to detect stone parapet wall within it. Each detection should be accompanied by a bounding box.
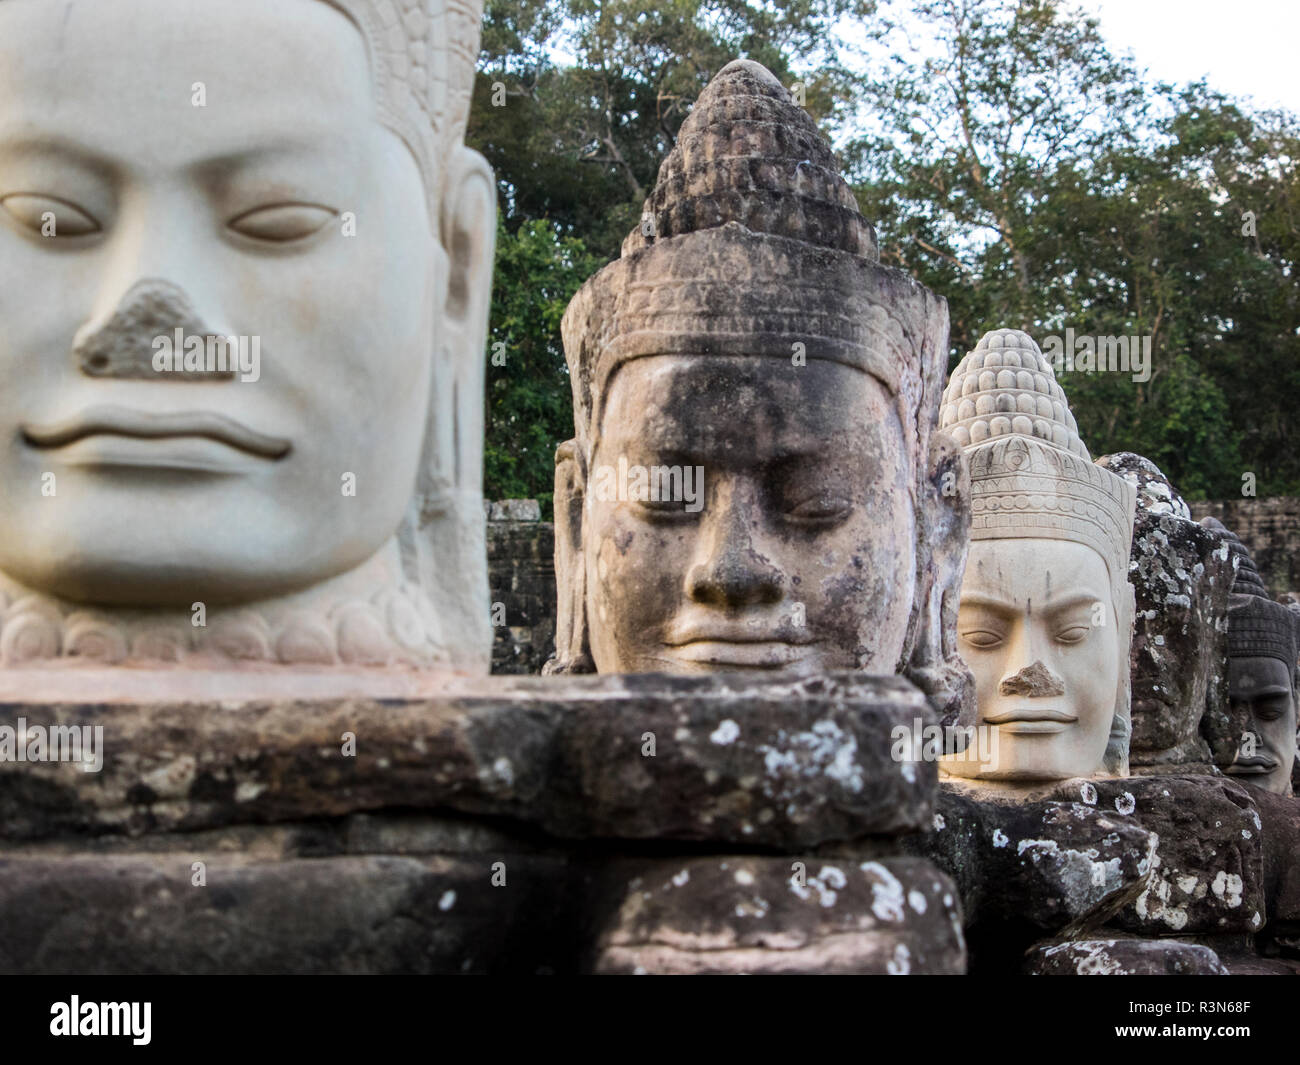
[0,674,967,975]
[487,500,556,674]
[1190,497,1300,597]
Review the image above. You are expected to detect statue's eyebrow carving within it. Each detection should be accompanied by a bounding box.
[0,132,118,182]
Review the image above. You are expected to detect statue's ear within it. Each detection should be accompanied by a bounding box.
[905,428,974,730]
[1104,579,1135,777]
[544,439,595,674]
[404,146,497,673]
[429,145,496,502]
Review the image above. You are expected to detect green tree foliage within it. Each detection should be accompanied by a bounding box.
[484,218,602,512]
[471,0,875,256]
[471,0,1300,502]
[849,0,1300,496]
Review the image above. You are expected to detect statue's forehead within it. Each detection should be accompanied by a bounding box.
[964,538,1112,605]
[596,356,894,450]
[1229,656,1295,691]
[0,0,373,151]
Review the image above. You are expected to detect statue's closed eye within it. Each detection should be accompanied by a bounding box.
[1054,624,1092,645]
[228,203,337,243]
[783,495,852,526]
[0,193,101,237]
[961,630,1004,650]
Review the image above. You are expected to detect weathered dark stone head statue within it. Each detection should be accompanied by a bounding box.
[1207,519,1299,795]
[547,59,972,723]
[1095,454,1235,773]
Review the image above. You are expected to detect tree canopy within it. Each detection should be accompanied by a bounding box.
[470,0,1300,506]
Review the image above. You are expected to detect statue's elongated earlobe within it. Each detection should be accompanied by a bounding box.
[545,440,595,675]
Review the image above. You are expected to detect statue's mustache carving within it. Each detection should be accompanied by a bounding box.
[74,278,237,380]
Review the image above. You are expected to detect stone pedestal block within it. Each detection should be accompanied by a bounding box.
[0,673,936,847]
[592,856,964,974]
[1025,938,1228,975]
[904,783,1157,936]
[1050,777,1266,936]
[0,673,947,974]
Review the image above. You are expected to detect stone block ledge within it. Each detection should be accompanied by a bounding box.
[0,672,937,849]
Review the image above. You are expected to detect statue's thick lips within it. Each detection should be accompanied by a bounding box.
[1226,757,1278,773]
[666,634,815,646]
[668,639,814,668]
[983,708,1078,724]
[21,406,292,460]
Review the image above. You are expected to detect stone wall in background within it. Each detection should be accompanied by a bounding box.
[487,500,556,674]
[487,497,1300,675]
[1189,497,1300,597]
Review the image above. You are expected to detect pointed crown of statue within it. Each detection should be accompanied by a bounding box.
[939,329,1136,580]
[322,0,484,224]
[1205,518,1299,666]
[560,58,950,482]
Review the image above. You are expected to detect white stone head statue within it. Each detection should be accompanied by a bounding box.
[0,0,495,671]
[938,329,1136,782]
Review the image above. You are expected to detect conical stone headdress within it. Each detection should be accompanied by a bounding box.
[939,329,1135,572]
[939,328,1137,772]
[1206,518,1299,665]
[561,59,949,484]
[322,0,484,225]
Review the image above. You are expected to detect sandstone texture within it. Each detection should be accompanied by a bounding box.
[1025,938,1229,975]
[902,782,1156,937]
[1050,776,1266,936]
[593,855,964,974]
[0,673,936,848]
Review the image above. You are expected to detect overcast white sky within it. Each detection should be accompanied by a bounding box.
[1082,0,1300,112]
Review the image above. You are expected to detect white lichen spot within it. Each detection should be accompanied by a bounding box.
[710,719,740,745]
[492,757,514,787]
[1211,870,1243,907]
[439,890,456,911]
[1114,792,1136,816]
[861,862,906,922]
[1135,875,1190,930]
[734,869,755,887]
[908,889,928,914]
[1176,874,1199,895]
[1242,829,1252,840]
[234,780,265,803]
[886,943,911,976]
[932,813,946,831]
[672,869,690,888]
[1072,943,1125,976]
[1079,782,1098,805]
[758,719,865,795]
[992,828,1009,848]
